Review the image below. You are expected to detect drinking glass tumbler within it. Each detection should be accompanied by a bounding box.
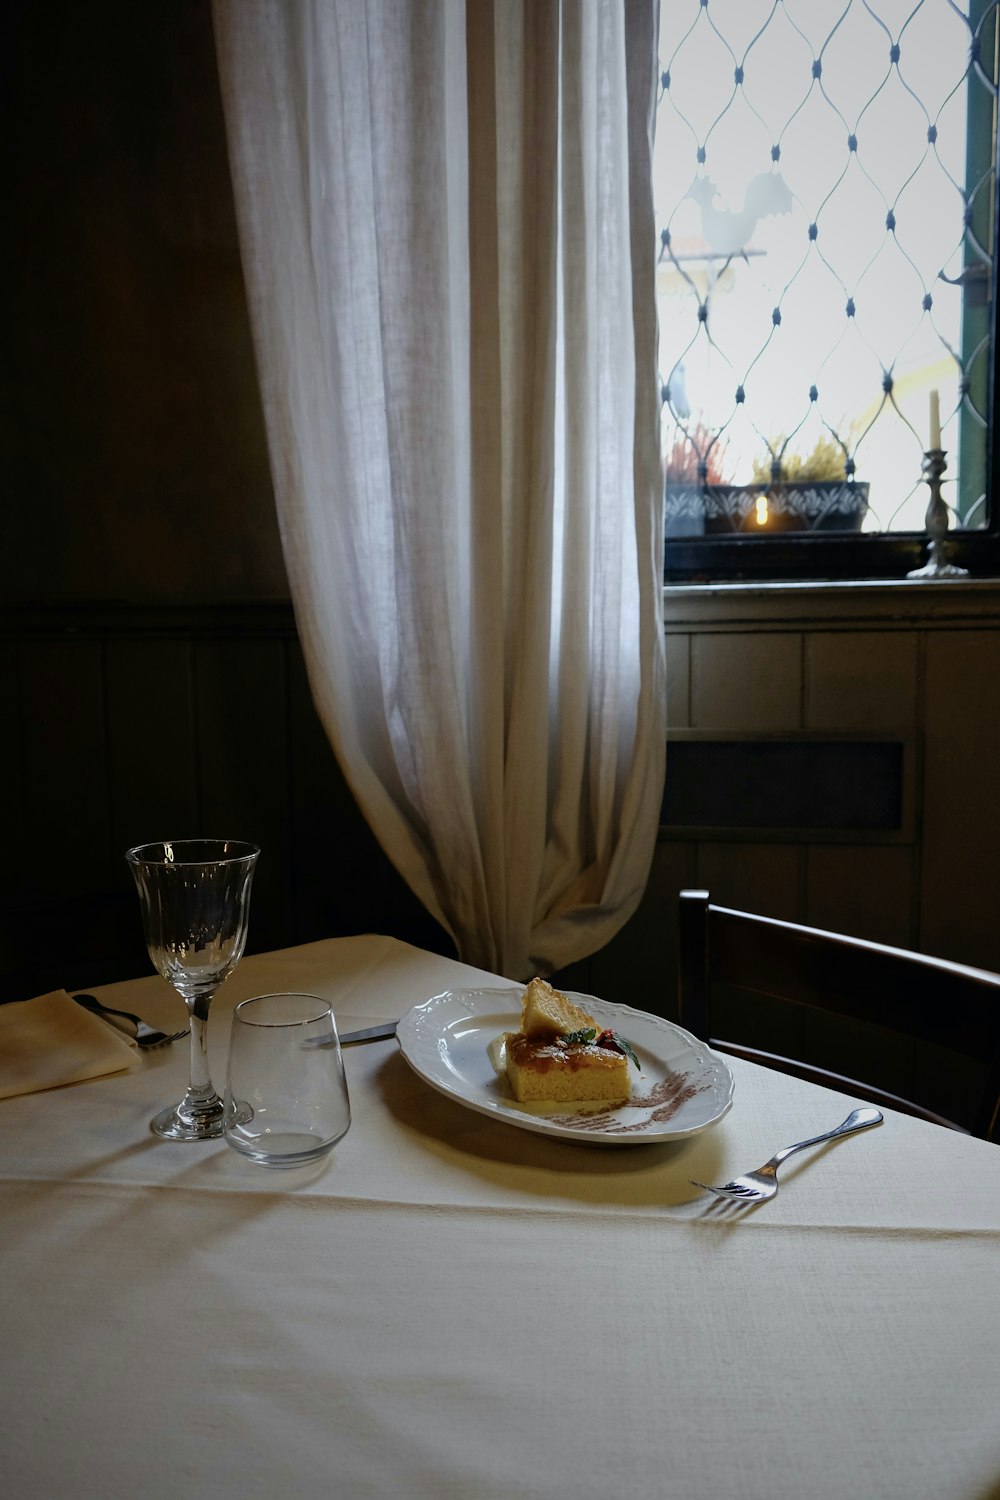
[223,993,351,1168]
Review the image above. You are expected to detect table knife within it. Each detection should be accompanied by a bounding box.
[338,1021,398,1046]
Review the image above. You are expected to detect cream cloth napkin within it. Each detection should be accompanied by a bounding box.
[0,990,138,1100]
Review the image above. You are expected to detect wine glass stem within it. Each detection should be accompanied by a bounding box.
[183,992,220,1111]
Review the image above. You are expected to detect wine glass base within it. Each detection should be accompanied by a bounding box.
[151,1098,252,1142]
[150,1103,224,1141]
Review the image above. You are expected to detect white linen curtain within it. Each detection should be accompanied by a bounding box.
[212,0,665,979]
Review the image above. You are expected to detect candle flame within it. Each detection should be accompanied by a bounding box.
[755,495,769,526]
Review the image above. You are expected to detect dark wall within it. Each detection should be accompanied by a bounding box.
[4,0,285,604]
[2,2,453,998]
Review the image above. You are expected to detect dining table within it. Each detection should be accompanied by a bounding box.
[2,932,999,1500]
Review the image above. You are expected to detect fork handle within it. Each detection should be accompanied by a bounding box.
[771,1106,883,1166]
[74,994,141,1029]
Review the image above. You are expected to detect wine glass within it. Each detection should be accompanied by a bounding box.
[126,838,259,1141]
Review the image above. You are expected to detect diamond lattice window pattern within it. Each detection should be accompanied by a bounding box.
[655,0,997,538]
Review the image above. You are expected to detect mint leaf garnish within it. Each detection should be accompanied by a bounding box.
[562,1027,597,1045]
[604,1031,640,1070]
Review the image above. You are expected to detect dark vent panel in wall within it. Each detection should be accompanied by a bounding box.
[662,739,905,832]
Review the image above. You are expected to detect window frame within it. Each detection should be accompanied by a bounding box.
[659,1,1000,587]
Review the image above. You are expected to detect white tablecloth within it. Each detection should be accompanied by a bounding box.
[2,935,999,1500]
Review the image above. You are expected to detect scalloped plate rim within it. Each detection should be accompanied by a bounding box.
[395,986,734,1146]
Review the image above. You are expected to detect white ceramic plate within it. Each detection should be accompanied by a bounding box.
[396,987,734,1146]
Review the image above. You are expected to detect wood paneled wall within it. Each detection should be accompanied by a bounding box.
[551,580,1000,1122]
[8,581,997,1002]
[0,605,453,1003]
[5,585,998,1120]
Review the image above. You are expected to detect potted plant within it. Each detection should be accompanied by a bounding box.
[663,420,734,537]
[664,426,869,537]
[747,433,869,534]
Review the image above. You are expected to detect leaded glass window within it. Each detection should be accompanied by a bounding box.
[655,0,999,579]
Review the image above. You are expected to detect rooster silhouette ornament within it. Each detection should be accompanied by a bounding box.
[686,171,793,257]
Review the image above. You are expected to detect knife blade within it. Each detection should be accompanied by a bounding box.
[338,1021,398,1046]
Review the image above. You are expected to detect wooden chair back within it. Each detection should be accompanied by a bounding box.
[677,889,1000,1141]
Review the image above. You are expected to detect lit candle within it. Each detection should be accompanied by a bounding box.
[929,389,941,451]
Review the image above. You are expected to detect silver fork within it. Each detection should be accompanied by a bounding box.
[691,1105,883,1205]
[73,994,189,1050]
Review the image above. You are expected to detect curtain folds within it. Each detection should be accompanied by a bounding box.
[212,0,665,979]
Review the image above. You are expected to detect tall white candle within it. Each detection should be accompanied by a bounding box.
[929,389,941,450]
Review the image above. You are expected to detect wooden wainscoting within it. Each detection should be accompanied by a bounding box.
[0,604,453,1002]
[552,580,1000,1127]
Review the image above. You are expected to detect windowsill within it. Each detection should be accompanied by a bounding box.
[663,575,1000,626]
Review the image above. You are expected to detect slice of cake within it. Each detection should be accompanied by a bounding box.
[520,977,598,1039]
[501,978,634,1105]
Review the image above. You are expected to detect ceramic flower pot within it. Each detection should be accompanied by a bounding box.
[664,481,870,537]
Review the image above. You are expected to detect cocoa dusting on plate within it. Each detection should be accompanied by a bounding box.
[542,1069,708,1134]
